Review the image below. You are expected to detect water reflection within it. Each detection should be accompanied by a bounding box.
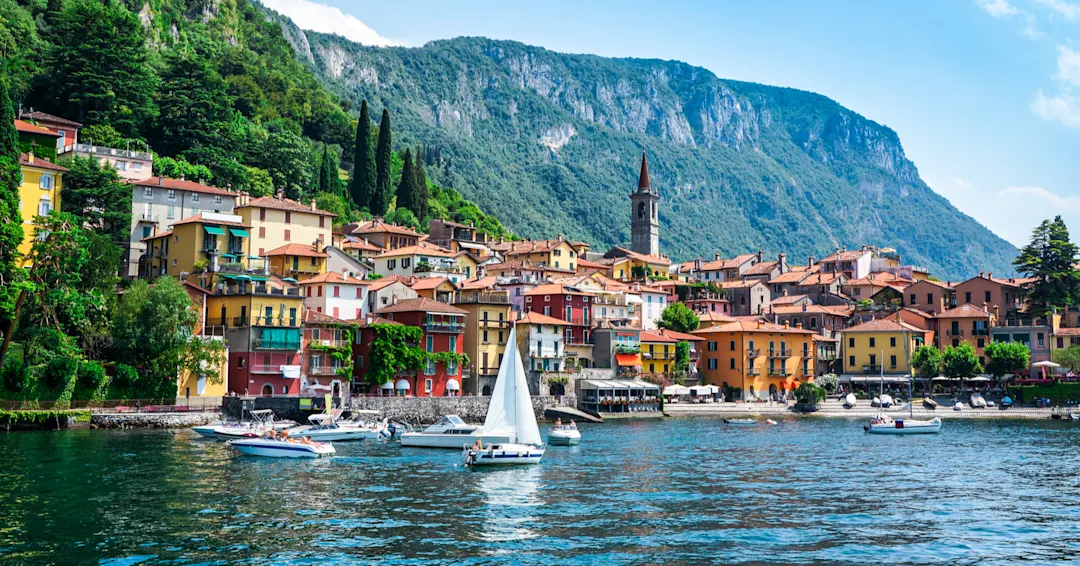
[473,465,542,543]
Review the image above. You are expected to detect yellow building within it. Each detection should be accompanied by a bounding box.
[177,281,228,399]
[453,289,513,394]
[639,329,705,375]
[694,320,815,400]
[141,212,253,278]
[489,236,580,271]
[603,246,672,281]
[16,153,66,263]
[265,243,327,281]
[235,194,335,258]
[840,318,926,376]
[410,276,458,303]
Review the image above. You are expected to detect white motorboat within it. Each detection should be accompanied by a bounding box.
[865,414,942,434]
[843,393,857,408]
[399,415,512,448]
[228,437,335,458]
[192,423,229,438]
[548,424,581,446]
[287,414,388,442]
[970,393,988,408]
[463,327,546,466]
[723,418,758,425]
[211,409,287,441]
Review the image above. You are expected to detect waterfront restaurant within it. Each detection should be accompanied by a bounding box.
[577,379,661,414]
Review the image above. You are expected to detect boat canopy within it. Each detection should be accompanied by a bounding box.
[308,414,335,424]
[249,409,275,416]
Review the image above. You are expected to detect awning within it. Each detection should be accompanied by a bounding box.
[379,381,394,390]
[229,227,250,238]
[840,375,910,383]
[221,253,237,259]
[446,378,460,391]
[204,226,226,236]
[615,353,642,367]
[690,385,715,395]
[579,379,660,390]
[248,255,261,260]
[395,379,411,390]
[663,385,691,396]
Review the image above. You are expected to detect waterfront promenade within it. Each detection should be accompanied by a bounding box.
[664,399,1064,420]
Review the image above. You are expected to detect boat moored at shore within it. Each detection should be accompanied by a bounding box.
[865,414,942,434]
[228,437,335,458]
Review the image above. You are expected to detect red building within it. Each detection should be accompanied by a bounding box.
[358,298,467,397]
[524,284,595,346]
[301,310,353,399]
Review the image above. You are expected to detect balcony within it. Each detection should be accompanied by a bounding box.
[769,349,792,358]
[254,338,301,350]
[748,368,761,376]
[862,365,882,373]
[971,328,989,336]
[138,213,158,223]
[748,348,761,358]
[479,319,511,328]
[455,292,510,305]
[250,365,283,374]
[309,365,342,376]
[252,285,301,297]
[425,321,465,333]
[529,349,564,359]
[768,369,791,377]
[414,262,468,274]
[567,317,589,326]
[946,329,964,337]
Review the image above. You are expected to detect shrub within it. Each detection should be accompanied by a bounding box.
[815,373,839,393]
[77,361,107,390]
[795,382,826,405]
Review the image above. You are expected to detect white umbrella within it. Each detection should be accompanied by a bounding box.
[965,376,992,382]
[1033,361,1061,367]
[663,385,691,396]
[930,376,953,381]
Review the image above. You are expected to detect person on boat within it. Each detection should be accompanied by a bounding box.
[569,419,577,429]
[472,439,483,450]
[300,436,313,445]
[266,429,277,440]
[554,418,562,427]
[279,429,290,442]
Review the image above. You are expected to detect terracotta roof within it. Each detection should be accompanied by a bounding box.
[821,249,871,262]
[843,319,924,333]
[142,229,173,242]
[303,310,352,325]
[577,258,610,269]
[170,213,248,228]
[375,244,454,258]
[460,276,498,290]
[14,119,58,136]
[238,196,336,217]
[525,283,594,297]
[909,279,955,290]
[18,153,68,172]
[936,304,992,319]
[298,272,368,285]
[409,276,457,291]
[770,305,852,316]
[796,272,845,286]
[607,246,671,266]
[517,311,571,326]
[356,316,400,328]
[743,261,778,276]
[19,111,82,128]
[129,176,232,196]
[641,328,705,342]
[770,294,810,306]
[182,280,211,295]
[697,312,739,324]
[366,278,409,291]
[342,239,382,252]
[375,297,467,315]
[700,253,757,272]
[486,260,575,274]
[349,219,421,237]
[693,320,815,335]
[1055,328,1080,336]
[491,237,573,256]
[715,280,765,289]
[638,151,650,189]
[769,270,813,285]
[264,243,327,258]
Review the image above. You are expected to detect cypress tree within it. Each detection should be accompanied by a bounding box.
[414,146,429,222]
[349,100,376,209]
[0,79,26,365]
[0,80,14,158]
[396,149,416,215]
[371,109,393,216]
[318,143,338,195]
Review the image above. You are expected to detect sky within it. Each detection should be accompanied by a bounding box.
[260,0,1080,247]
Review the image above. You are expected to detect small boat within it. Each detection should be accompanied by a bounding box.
[463,327,546,466]
[287,414,388,442]
[843,393,856,408]
[924,397,939,409]
[723,418,758,425]
[211,410,290,441]
[865,414,942,434]
[970,393,988,408]
[1071,412,1080,421]
[1000,396,1013,409]
[953,402,964,411]
[548,424,581,446]
[228,437,335,458]
[871,397,881,407]
[399,415,512,449]
[766,419,778,425]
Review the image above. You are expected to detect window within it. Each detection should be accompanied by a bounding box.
[37,197,51,216]
[985,291,991,303]
[402,258,411,269]
[319,216,325,228]
[449,336,458,352]
[214,195,222,204]
[166,205,175,219]
[425,379,433,393]
[191,193,200,202]
[258,227,265,238]
[890,337,896,347]
[977,338,985,348]
[388,259,396,269]
[1038,333,1045,348]
[426,335,434,352]
[143,187,153,197]
[869,354,876,366]
[849,355,855,366]
[116,161,127,171]
[708,358,717,370]
[425,359,435,375]
[729,358,736,369]
[849,337,855,348]
[317,285,323,297]
[854,288,861,296]
[729,340,736,351]
[927,293,933,305]
[910,293,916,305]
[285,211,292,224]
[483,330,489,343]
[869,337,876,348]
[952,339,959,347]
[260,208,266,221]
[142,226,152,239]
[810,318,817,329]
[890,355,897,367]
[133,162,142,172]
[167,189,176,200]
[39,174,54,189]
[284,230,291,241]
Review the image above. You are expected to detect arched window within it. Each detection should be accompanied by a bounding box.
[637,201,646,219]
[482,385,492,396]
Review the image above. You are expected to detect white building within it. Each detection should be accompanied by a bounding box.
[299,272,371,321]
[371,244,469,282]
[637,285,668,330]
[517,311,570,373]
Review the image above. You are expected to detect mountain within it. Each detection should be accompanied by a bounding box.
[272,24,1015,279]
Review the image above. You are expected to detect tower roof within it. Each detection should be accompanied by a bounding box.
[638,151,650,190]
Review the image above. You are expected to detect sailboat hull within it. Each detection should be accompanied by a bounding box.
[401,432,513,449]
[463,444,545,466]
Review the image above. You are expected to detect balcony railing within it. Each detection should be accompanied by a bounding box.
[862,365,882,372]
[425,321,465,333]
[769,349,791,358]
[479,319,511,328]
[250,365,282,374]
[414,262,468,274]
[455,293,510,305]
[971,329,989,336]
[529,349,564,359]
[253,338,301,350]
[253,285,301,297]
[1000,318,1050,327]
[249,316,300,328]
[308,366,341,376]
[567,317,589,326]
[946,329,964,337]
[748,348,761,358]
[748,368,761,376]
[139,213,158,223]
[768,369,790,377]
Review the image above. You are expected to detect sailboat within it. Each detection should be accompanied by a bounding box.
[865,326,942,435]
[462,327,546,466]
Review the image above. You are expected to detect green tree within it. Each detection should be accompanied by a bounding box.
[657,303,700,334]
[110,277,225,397]
[795,382,826,405]
[60,155,131,244]
[36,0,156,137]
[0,78,26,367]
[0,0,41,98]
[395,148,418,216]
[317,143,340,195]
[942,342,983,379]
[349,100,376,209]
[911,345,943,378]
[1053,345,1080,373]
[314,191,352,226]
[259,129,312,200]
[983,341,1030,378]
[371,108,393,216]
[153,155,213,184]
[1013,216,1080,316]
[414,146,429,221]
[365,323,427,387]
[384,207,421,232]
[152,53,232,157]
[242,165,274,197]
[673,340,690,375]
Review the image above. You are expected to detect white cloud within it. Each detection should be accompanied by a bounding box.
[953,177,974,190]
[977,0,1019,17]
[1031,91,1080,127]
[259,0,399,46]
[1056,46,1080,87]
[1034,0,1080,21]
[935,179,1080,246]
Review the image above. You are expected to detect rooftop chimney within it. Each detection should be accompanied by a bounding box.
[715,253,721,261]
[311,199,317,211]
[157,177,164,187]
[757,250,763,263]
[808,256,815,267]
[179,174,185,181]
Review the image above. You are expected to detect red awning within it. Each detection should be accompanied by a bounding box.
[615,353,642,367]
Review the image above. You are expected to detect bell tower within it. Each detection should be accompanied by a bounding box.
[630,151,659,256]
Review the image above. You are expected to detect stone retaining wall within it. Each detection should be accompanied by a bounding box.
[222,395,576,424]
[91,411,221,429]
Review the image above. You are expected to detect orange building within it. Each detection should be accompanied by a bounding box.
[694,320,815,401]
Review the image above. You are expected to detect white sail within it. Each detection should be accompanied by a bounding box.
[481,327,541,445]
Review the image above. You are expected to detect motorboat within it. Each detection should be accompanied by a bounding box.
[463,327,546,466]
[865,414,942,434]
[192,422,237,438]
[880,394,894,408]
[843,393,856,408]
[399,415,512,449]
[970,393,988,408]
[766,419,778,425]
[1071,412,1080,421]
[548,424,581,446]
[287,414,388,442]
[953,402,964,411]
[211,409,289,441]
[723,418,758,425]
[228,437,335,458]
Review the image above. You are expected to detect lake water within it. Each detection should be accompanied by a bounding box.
[3,418,1080,565]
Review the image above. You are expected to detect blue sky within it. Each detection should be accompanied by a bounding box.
[261,0,1080,247]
